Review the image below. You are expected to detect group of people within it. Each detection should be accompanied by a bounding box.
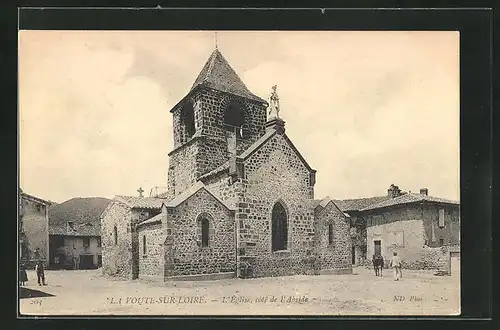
[372,252,403,281]
[18,260,47,286]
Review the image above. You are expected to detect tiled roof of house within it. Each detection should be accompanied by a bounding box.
[48,222,101,237]
[114,195,165,210]
[190,49,266,103]
[333,196,391,212]
[48,197,110,237]
[360,193,459,212]
[20,190,52,206]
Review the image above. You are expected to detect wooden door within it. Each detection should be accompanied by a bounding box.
[374,240,381,256]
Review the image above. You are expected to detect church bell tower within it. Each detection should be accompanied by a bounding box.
[166,49,268,197]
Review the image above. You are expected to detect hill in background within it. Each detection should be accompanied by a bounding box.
[48,197,111,226]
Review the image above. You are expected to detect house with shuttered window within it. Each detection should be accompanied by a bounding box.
[360,184,460,273]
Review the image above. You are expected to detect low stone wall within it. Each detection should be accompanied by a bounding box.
[401,246,451,274]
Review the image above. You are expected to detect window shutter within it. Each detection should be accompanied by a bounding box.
[438,208,445,228]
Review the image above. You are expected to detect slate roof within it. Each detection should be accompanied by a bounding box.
[190,49,266,103]
[332,196,391,212]
[313,197,332,209]
[114,195,165,210]
[198,125,316,180]
[313,197,350,217]
[198,161,230,181]
[164,181,235,211]
[136,213,163,228]
[360,193,459,212]
[238,130,276,159]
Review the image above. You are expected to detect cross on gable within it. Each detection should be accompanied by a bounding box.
[137,187,144,197]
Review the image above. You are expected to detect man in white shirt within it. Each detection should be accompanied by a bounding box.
[390,252,402,281]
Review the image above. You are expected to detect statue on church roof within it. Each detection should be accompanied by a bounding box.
[267,85,280,120]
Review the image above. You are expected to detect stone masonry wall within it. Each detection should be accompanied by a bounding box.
[168,88,267,197]
[237,133,316,278]
[169,88,267,197]
[422,203,460,248]
[365,203,458,270]
[195,89,267,175]
[203,171,238,210]
[172,92,203,148]
[197,89,267,148]
[21,198,49,265]
[418,246,451,273]
[130,209,160,279]
[197,137,230,176]
[137,222,165,279]
[165,188,236,276]
[366,209,425,266]
[313,202,352,273]
[168,140,200,197]
[101,201,133,278]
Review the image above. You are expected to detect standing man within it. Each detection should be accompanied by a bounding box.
[73,247,80,270]
[377,254,385,277]
[390,252,402,281]
[35,260,46,286]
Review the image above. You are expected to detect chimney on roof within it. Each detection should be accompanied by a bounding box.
[420,188,428,196]
[137,187,144,198]
[387,184,402,198]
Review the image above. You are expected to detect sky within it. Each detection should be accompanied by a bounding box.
[19,31,460,203]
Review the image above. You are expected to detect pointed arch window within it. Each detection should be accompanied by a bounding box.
[271,201,288,251]
[328,223,334,245]
[201,218,209,247]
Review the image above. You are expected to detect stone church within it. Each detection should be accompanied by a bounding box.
[101,48,352,281]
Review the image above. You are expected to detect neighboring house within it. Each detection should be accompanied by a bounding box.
[19,189,52,267]
[48,197,111,269]
[102,48,352,281]
[358,185,460,273]
[334,196,390,265]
